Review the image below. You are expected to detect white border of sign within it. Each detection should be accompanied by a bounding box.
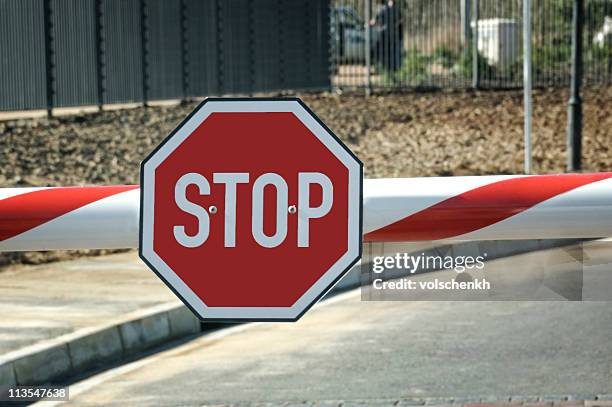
[140,98,363,322]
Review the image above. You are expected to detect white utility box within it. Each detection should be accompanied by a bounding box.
[472,18,520,66]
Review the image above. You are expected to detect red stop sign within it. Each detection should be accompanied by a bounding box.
[140,99,362,321]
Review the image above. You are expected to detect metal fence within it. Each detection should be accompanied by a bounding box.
[0,0,330,112]
[331,0,612,90]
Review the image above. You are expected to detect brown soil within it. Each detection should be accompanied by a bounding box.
[1,87,611,267]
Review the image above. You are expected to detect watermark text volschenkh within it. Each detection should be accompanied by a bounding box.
[371,252,491,291]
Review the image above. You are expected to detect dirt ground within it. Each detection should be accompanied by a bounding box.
[1,87,611,266]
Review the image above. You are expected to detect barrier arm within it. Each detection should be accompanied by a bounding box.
[1,173,612,252]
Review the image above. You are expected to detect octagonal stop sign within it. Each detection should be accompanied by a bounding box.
[139,98,362,321]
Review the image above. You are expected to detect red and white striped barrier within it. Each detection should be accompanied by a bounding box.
[0,186,140,251]
[1,173,611,251]
[363,173,612,241]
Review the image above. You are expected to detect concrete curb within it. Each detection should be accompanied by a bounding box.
[0,301,199,386]
[0,238,584,387]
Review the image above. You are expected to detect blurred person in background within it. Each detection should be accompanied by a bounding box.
[372,0,403,73]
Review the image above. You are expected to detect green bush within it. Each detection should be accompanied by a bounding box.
[381,47,431,84]
[402,47,431,79]
[432,45,458,69]
[532,43,571,73]
[506,44,572,81]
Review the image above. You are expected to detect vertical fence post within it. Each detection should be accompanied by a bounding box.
[567,0,584,172]
[247,0,255,95]
[365,0,372,96]
[472,0,479,89]
[461,0,471,88]
[94,0,104,111]
[328,0,335,92]
[523,0,532,174]
[43,0,54,117]
[304,1,312,91]
[140,0,149,107]
[216,0,224,94]
[461,0,471,46]
[277,0,285,91]
[180,0,189,101]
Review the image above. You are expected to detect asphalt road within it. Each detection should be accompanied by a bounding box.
[49,244,612,407]
[57,302,612,406]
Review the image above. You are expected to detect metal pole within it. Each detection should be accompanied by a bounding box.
[523,0,532,174]
[567,0,584,172]
[472,0,479,89]
[365,0,372,96]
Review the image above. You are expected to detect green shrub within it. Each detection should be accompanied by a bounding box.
[381,47,431,85]
[432,45,458,69]
[532,43,571,73]
[402,47,432,79]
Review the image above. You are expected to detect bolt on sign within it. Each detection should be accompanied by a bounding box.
[140,98,362,321]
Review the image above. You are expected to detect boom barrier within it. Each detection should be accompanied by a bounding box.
[1,173,611,252]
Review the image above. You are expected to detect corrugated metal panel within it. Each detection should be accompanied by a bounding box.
[51,0,98,107]
[0,0,47,110]
[101,0,143,104]
[145,0,183,101]
[252,0,282,92]
[0,0,333,111]
[184,0,219,97]
[218,0,252,94]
